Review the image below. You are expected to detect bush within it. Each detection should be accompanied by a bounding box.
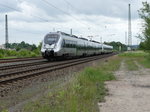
[18,49,31,57]
[33,49,40,55]
[0,49,18,58]
[0,53,4,58]
[0,48,41,59]
[9,50,18,56]
[30,52,38,57]
[0,49,5,55]
[5,50,16,57]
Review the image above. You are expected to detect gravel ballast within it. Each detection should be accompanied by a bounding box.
[99,61,150,112]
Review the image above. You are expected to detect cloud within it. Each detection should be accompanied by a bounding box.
[0,0,21,13]
[0,0,144,45]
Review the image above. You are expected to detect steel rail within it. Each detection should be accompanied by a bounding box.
[0,57,42,63]
[0,53,115,85]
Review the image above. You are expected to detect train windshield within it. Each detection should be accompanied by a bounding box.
[44,34,59,45]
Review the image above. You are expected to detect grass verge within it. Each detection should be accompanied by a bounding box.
[21,56,121,112]
[119,51,150,70]
[124,59,139,71]
[118,51,148,57]
[138,58,150,68]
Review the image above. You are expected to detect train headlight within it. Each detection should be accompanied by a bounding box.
[44,44,55,49]
[45,44,50,49]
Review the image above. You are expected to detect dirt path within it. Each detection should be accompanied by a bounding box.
[99,60,150,112]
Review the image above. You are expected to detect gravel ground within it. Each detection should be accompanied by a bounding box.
[99,60,150,112]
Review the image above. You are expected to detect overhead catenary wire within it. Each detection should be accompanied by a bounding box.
[0,1,96,30]
[0,4,51,35]
[0,3,50,22]
[0,3,20,12]
[0,1,100,37]
[62,0,80,13]
[42,0,90,27]
[0,3,73,30]
[42,0,104,39]
[61,0,101,28]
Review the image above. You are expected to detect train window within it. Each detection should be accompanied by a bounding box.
[44,34,59,45]
[62,39,77,48]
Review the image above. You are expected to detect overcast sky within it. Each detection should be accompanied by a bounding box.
[0,0,148,45]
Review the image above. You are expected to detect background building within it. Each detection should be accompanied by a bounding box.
[0,44,5,49]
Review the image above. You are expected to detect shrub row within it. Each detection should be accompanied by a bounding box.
[0,49,41,58]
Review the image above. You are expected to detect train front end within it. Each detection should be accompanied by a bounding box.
[41,33,60,60]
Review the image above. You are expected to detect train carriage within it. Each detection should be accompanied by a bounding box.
[41,31,113,60]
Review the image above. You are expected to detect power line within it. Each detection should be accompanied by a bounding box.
[0,3,20,12]
[62,0,101,31]
[0,1,100,37]
[61,0,103,34]
[42,0,89,27]
[42,0,70,15]
[0,4,52,34]
[0,1,93,29]
[42,0,103,36]
[62,0,80,12]
[31,15,49,22]
[0,3,72,31]
[0,3,49,22]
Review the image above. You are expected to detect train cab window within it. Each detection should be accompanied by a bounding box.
[44,34,59,45]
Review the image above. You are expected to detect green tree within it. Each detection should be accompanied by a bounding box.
[139,42,145,50]
[37,42,42,50]
[138,2,150,52]
[104,41,127,51]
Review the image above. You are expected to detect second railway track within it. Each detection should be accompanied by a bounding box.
[0,53,116,96]
[0,57,43,64]
[0,60,48,71]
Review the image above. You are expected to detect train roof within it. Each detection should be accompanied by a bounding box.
[57,31,78,38]
[90,40,100,44]
[51,31,112,47]
[79,37,88,41]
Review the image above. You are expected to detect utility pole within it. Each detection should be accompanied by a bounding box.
[5,14,8,49]
[70,28,72,35]
[125,31,127,45]
[128,4,132,50]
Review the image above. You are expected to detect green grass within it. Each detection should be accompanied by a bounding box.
[138,58,150,68]
[99,57,122,72]
[119,51,148,57]
[0,56,17,59]
[1,110,8,112]
[119,51,150,69]
[125,59,139,71]
[0,49,40,59]
[23,56,121,112]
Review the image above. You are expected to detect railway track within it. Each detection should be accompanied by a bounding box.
[0,60,48,71]
[0,53,116,96]
[0,55,102,72]
[0,57,42,63]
